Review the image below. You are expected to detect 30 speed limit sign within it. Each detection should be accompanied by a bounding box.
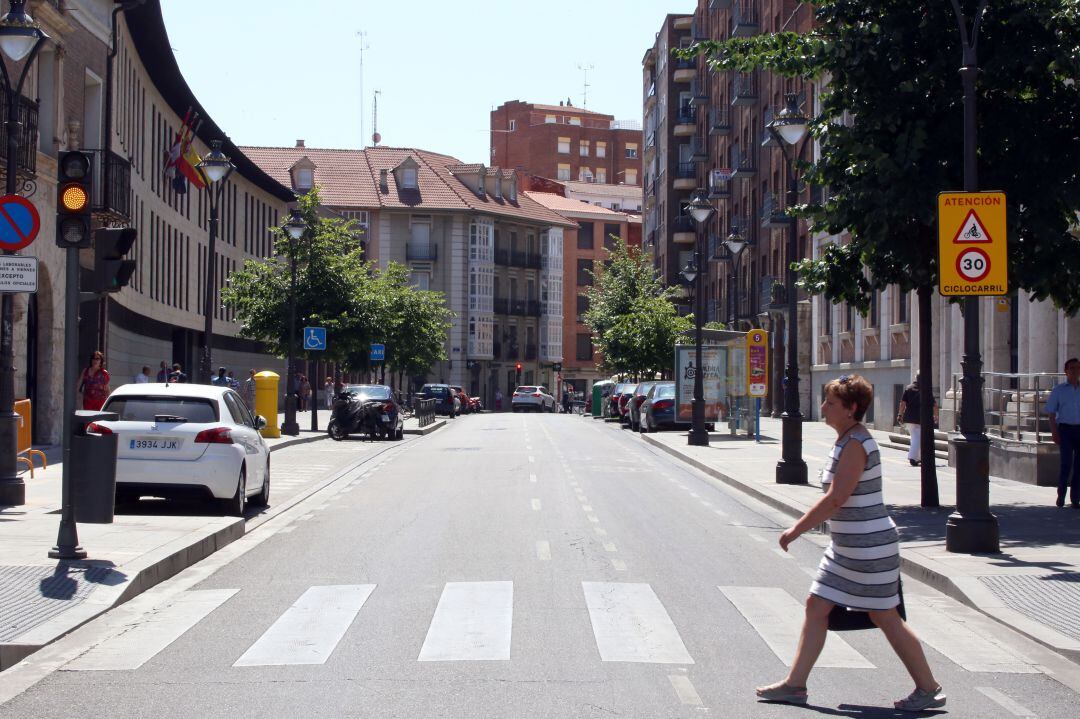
[938,191,1007,296]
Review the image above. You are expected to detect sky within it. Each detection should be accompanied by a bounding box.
[161,1,694,163]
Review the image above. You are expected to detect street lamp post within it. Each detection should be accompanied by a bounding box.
[946,0,998,553]
[0,0,47,507]
[196,140,234,385]
[722,224,748,326]
[281,209,307,437]
[767,93,810,485]
[682,190,715,447]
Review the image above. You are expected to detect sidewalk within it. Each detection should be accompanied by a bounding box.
[0,410,444,670]
[630,415,1080,664]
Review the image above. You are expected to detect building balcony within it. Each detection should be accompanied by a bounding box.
[644,82,657,110]
[761,106,779,147]
[0,94,38,181]
[86,148,132,222]
[672,215,697,245]
[492,342,502,360]
[708,174,732,200]
[730,72,759,106]
[690,77,709,107]
[731,144,756,180]
[673,16,693,31]
[760,193,788,228]
[506,345,520,360]
[494,296,510,315]
[690,139,708,163]
[406,242,438,261]
[673,107,696,136]
[673,161,698,190]
[709,0,733,9]
[495,248,509,266]
[525,344,538,361]
[709,107,732,136]
[731,2,761,38]
[691,17,709,42]
[760,275,787,313]
[526,253,542,269]
[673,58,695,84]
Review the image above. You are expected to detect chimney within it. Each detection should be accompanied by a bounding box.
[296,139,305,148]
[379,169,388,190]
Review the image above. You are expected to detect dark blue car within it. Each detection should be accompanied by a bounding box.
[640,382,677,433]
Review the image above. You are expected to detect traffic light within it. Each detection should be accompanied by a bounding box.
[552,362,562,373]
[515,362,522,384]
[92,227,137,293]
[55,150,93,248]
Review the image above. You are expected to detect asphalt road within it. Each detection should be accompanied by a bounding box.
[2,413,1079,718]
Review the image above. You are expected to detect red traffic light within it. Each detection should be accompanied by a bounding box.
[515,363,522,371]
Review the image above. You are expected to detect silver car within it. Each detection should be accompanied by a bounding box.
[511,385,556,412]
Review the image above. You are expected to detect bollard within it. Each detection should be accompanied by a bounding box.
[72,410,119,524]
[254,371,281,438]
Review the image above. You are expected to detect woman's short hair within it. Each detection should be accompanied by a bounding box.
[824,374,873,421]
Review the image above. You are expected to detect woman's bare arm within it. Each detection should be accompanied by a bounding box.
[779,439,867,551]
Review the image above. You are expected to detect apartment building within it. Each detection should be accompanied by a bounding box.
[246,145,574,407]
[490,100,643,187]
[525,191,640,401]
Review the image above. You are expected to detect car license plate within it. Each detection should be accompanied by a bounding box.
[130,437,181,450]
[380,414,390,422]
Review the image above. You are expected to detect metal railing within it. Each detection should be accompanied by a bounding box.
[731,72,759,105]
[0,94,38,177]
[948,371,1064,442]
[85,148,132,221]
[709,107,731,135]
[525,344,538,360]
[494,248,509,265]
[675,162,697,179]
[406,243,438,261]
[413,396,436,428]
[494,296,509,315]
[676,106,696,125]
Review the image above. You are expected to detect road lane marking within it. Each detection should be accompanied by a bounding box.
[528,456,535,463]
[529,473,537,483]
[719,586,874,669]
[536,541,551,561]
[587,514,600,523]
[603,542,617,553]
[278,526,297,534]
[906,596,1040,673]
[611,559,627,571]
[976,687,1036,717]
[64,589,238,671]
[668,675,704,706]
[582,505,593,512]
[235,585,376,666]
[531,499,542,511]
[418,581,513,661]
[713,508,728,518]
[298,513,315,521]
[772,548,794,560]
[594,528,608,536]
[582,582,693,664]
[749,534,766,543]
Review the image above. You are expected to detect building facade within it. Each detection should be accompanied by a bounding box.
[245,144,574,408]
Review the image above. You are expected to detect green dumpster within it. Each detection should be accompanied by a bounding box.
[592,380,614,418]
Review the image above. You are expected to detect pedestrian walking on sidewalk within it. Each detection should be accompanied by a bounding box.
[134,366,151,384]
[897,375,937,467]
[242,369,257,410]
[324,376,335,409]
[757,374,945,712]
[78,351,111,411]
[156,361,169,383]
[1047,357,1080,508]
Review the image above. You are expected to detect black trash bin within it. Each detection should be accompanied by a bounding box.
[71,410,119,524]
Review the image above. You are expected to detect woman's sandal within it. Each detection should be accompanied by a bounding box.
[756,682,808,705]
[895,685,946,712]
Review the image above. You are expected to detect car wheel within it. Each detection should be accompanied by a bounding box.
[328,419,347,441]
[395,425,404,441]
[251,459,270,508]
[224,467,246,517]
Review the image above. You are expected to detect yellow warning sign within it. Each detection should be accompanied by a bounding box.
[938,191,1007,296]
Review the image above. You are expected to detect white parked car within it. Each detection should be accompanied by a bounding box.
[94,384,271,516]
[511,385,556,412]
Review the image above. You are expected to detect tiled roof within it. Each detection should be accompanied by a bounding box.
[242,145,575,228]
[524,191,629,221]
[560,180,644,198]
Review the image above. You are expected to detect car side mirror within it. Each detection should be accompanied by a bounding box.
[255,415,267,429]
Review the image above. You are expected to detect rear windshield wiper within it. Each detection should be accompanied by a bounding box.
[154,414,188,423]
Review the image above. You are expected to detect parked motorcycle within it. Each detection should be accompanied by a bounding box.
[327,390,400,441]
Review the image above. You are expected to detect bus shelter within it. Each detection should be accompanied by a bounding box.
[674,329,768,437]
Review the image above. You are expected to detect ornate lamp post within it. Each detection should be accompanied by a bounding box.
[682,190,715,447]
[196,140,235,384]
[721,223,748,324]
[767,93,810,485]
[0,0,47,506]
[280,208,307,437]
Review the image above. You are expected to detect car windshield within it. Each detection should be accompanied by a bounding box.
[636,383,656,395]
[654,384,676,399]
[344,385,391,401]
[515,386,538,393]
[102,395,218,423]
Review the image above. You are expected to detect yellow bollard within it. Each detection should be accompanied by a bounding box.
[254,371,281,438]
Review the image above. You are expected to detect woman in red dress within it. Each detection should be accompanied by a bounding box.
[79,351,111,411]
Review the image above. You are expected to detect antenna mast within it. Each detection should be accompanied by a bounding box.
[356,30,370,147]
[577,63,595,107]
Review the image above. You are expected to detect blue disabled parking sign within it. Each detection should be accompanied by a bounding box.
[369,343,385,361]
[303,326,326,351]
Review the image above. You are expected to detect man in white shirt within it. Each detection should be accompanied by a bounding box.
[134,366,151,384]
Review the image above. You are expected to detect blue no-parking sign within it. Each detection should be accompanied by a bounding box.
[303,326,326,351]
[370,343,385,362]
[0,195,40,251]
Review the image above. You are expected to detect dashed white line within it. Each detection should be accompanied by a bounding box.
[582,505,594,512]
[594,527,608,537]
[976,687,1036,717]
[528,456,535,463]
[587,514,600,523]
[531,499,542,511]
[668,675,704,706]
[529,473,537,483]
[536,541,551,561]
[603,542,617,553]
[772,548,794,560]
[611,559,627,571]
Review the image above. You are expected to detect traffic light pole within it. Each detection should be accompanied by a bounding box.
[0,31,47,507]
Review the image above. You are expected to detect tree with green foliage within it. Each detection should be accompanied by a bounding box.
[685,0,1080,505]
[583,239,691,378]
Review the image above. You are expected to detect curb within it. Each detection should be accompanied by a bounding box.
[266,432,329,452]
[639,432,1080,667]
[404,419,447,436]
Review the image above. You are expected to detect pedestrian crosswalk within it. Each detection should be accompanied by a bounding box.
[59,580,1041,675]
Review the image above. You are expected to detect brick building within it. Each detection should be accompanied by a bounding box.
[491,100,643,187]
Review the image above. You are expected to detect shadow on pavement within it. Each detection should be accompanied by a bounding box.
[890,502,1080,557]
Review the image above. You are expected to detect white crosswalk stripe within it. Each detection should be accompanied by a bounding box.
[63,589,238,671]
[719,586,875,668]
[418,581,513,661]
[905,594,1040,673]
[583,582,693,664]
[234,585,375,666]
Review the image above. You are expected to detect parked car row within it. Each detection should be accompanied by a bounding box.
[416,383,483,418]
[604,380,713,433]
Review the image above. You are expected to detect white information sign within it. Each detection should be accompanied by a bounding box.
[0,255,37,293]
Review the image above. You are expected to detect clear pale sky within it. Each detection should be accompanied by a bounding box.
[161,1,693,163]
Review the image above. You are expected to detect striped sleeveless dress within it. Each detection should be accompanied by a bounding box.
[810,427,901,610]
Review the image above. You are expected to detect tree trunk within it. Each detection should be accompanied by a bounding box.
[917,284,939,507]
